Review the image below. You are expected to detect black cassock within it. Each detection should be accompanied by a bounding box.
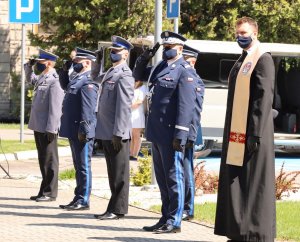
[214,51,276,242]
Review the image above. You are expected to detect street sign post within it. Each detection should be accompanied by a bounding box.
[9,0,40,143]
[166,0,180,33]
[9,0,40,23]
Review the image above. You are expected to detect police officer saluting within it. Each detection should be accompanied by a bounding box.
[24,49,64,202]
[94,36,134,220]
[133,31,199,233]
[59,47,99,210]
[181,45,205,221]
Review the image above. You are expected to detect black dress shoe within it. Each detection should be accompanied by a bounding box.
[59,201,76,209]
[98,212,124,220]
[36,196,56,202]
[65,202,90,211]
[182,213,194,221]
[142,222,164,232]
[94,211,107,219]
[155,224,181,233]
[30,195,41,201]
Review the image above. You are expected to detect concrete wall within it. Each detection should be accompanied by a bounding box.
[0,0,38,119]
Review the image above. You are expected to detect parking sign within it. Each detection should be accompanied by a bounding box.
[9,0,40,23]
[166,0,180,19]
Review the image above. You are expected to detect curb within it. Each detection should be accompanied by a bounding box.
[0,146,72,161]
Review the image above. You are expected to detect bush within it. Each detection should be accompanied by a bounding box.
[130,155,152,186]
[194,160,219,194]
[276,161,300,200]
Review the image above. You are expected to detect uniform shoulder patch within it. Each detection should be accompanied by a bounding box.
[183,63,191,69]
[122,66,130,72]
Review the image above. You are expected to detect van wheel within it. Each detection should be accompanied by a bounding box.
[202,139,215,150]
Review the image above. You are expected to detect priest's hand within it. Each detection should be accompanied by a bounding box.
[247,136,260,153]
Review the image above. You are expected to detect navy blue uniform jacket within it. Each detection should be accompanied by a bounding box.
[134,56,199,145]
[60,71,99,139]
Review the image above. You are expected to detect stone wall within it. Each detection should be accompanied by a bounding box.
[0,0,38,120]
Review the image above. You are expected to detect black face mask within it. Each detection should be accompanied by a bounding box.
[73,62,84,73]
[236,35,253,49]
[34,62,47,75]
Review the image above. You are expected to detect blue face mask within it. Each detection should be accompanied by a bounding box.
[110,51,122,63]
[236,35,253,49]
[34,62,47,75]
[162,47,177,60]
[73,62,84,73]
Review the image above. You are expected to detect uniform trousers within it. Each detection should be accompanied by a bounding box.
[102,140,130,215]
[152,142,185,227]
[34,131,59,198]
[69,138,93,205]
[183,147,195,216]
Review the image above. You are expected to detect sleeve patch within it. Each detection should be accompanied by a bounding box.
[187,77,194,82]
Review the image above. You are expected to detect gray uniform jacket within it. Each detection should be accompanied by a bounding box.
[95,62,134,140]
[25,65,65,134]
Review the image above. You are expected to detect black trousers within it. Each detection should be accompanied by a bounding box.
[102,139,130,214]
[34,131,59,198]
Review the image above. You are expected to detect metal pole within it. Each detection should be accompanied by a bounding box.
[174,18,179,33]
[150,0,163,185]
[154,0,162,65]
[20,24,26,143]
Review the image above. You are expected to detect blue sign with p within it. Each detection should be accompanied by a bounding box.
[9,0,40,23]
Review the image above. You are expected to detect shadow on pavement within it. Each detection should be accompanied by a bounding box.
[88,237,209,242]
[27,223,142,232]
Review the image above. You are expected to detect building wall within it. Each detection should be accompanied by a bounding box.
[0,0,38,120]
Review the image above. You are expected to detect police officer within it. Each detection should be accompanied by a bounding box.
[133,31,199,233]
[25,49,64,202]
[59,47,99,210]
[182,45,205,221]
[93,36,134,220]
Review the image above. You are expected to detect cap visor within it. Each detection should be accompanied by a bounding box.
[108,46,124,50]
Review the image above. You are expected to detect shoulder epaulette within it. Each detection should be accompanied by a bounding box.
[122,66,130,72]
[183,63,191,69]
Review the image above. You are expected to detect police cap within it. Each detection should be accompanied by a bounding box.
[36,49,58,62]
[161,31,186,45]
[109,35,133,50]
[74,47,96,61]
[183,44,200,58]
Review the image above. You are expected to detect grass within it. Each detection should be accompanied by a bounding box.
[59,168,76,180]
[0,123,28,129]
[150,201,300,242]
[0,139,69,153]
[277,201,300,241]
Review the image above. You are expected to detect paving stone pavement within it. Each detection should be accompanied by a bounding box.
[0,155,228,242]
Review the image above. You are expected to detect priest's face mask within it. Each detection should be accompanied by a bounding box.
[235,22,258,50]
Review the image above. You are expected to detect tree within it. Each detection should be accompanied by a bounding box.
[180,0,300,43]
[28,0,173,58]
[29,0,156,58]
